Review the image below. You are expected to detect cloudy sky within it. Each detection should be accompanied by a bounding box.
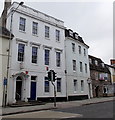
[0,0,113,64]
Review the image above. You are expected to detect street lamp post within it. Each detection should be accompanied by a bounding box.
[3,2,24,107]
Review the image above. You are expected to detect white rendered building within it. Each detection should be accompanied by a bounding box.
[65,29,93,100]
[6,2,66,104]
[0,26,14,106]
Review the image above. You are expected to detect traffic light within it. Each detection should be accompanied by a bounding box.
[48,71,52,81]
[52,71,57,82]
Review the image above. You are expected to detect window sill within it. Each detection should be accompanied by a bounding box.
[32,34,38,37]
[56,40,61,43]
[31,63,38,66]
[45,37,50,40]
[19,30,26,34]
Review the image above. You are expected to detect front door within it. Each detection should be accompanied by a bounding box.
[16,81,22,101]
[30,82,36,100]
[95,86,99,97]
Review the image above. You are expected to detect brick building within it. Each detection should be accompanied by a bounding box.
[89,55,111,97]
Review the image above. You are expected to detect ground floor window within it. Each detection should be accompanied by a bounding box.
[44,77,50,92]
[57,78,61,92]
[81,80,84,92]
[73,79,77,92]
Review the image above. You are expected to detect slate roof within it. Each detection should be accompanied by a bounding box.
[89,55,110,74]
[65,29,89,48]
[0,26,14,39]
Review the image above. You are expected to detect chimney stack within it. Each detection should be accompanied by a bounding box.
[110,59,115,66]
[0,0,11,27]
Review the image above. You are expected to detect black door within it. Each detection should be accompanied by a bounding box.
[16,81,22,101]
[95,86,99,97]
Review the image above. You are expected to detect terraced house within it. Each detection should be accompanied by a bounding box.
[0,1,93,106]
[89,55,112,97]
[65,29,93,100]
[0,26,14,106]
[3,1,66,105]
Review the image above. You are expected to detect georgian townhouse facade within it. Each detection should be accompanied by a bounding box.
[5,2,66,104]
[89,55,112,97]
[65,29,93,100]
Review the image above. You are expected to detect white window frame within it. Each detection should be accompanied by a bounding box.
[84,48,86,56]
[45,26,50,38]
[80,62,83,72]
[73,79,77,92]
[73,60,76,71]
[56,29,60,42]
[44,77,50,93]
[72,43,75,53]
[32,21,38,35]
[31,46,38,64]
[19,17,26,32]
[81,80,84,92]
[44,49,50,66]
[85,63,87,73]
[17,43,25,62]
[56,52,61,67]
[57,78,61,92]
[78,45,81,54]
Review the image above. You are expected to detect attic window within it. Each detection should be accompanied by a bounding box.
[69,30,73,37]
[75,34,78,39]
[95,60,98,66]
[102,63,105,67]
[89,58,92,64]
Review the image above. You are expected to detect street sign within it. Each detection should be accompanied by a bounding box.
[3,77,7,85]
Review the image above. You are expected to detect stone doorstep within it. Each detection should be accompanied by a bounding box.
[9,101,46,107]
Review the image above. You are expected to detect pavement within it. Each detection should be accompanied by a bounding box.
[1,96,114,116]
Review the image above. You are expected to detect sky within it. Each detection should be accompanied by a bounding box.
[0,0,113,64]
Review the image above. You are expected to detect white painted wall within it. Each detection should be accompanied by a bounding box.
[6,2,66,104]
[0,36,9,106]
[0,37,3,106]
[65,38,93,99]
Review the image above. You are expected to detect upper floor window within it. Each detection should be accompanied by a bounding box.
[73,60,76,71]
[44,77,50,92]
[101,63,105,67]
[45,26,50,38]
[57,78,61,92]
[85,63,87,73]
[75,33,78,39]
[69,30,73,37]
[80,62,83,72]
[89,58,92,64]
[19,17,26,31]
[56,30,60,41]
[84,48,86,56]
[32,47,38,64]
[78,45,81,54]
[56,52,61,67]
[95,60,98,66]
[72,43,75,53]
[45,49,50,65]
[32,22,38,35]
[18,43,25,62]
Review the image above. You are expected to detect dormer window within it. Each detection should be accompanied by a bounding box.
[101,63,105,67]
[69,30,73,37]
[75,33,78,39]
[95,60,98,66]
[89,58,92,64]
